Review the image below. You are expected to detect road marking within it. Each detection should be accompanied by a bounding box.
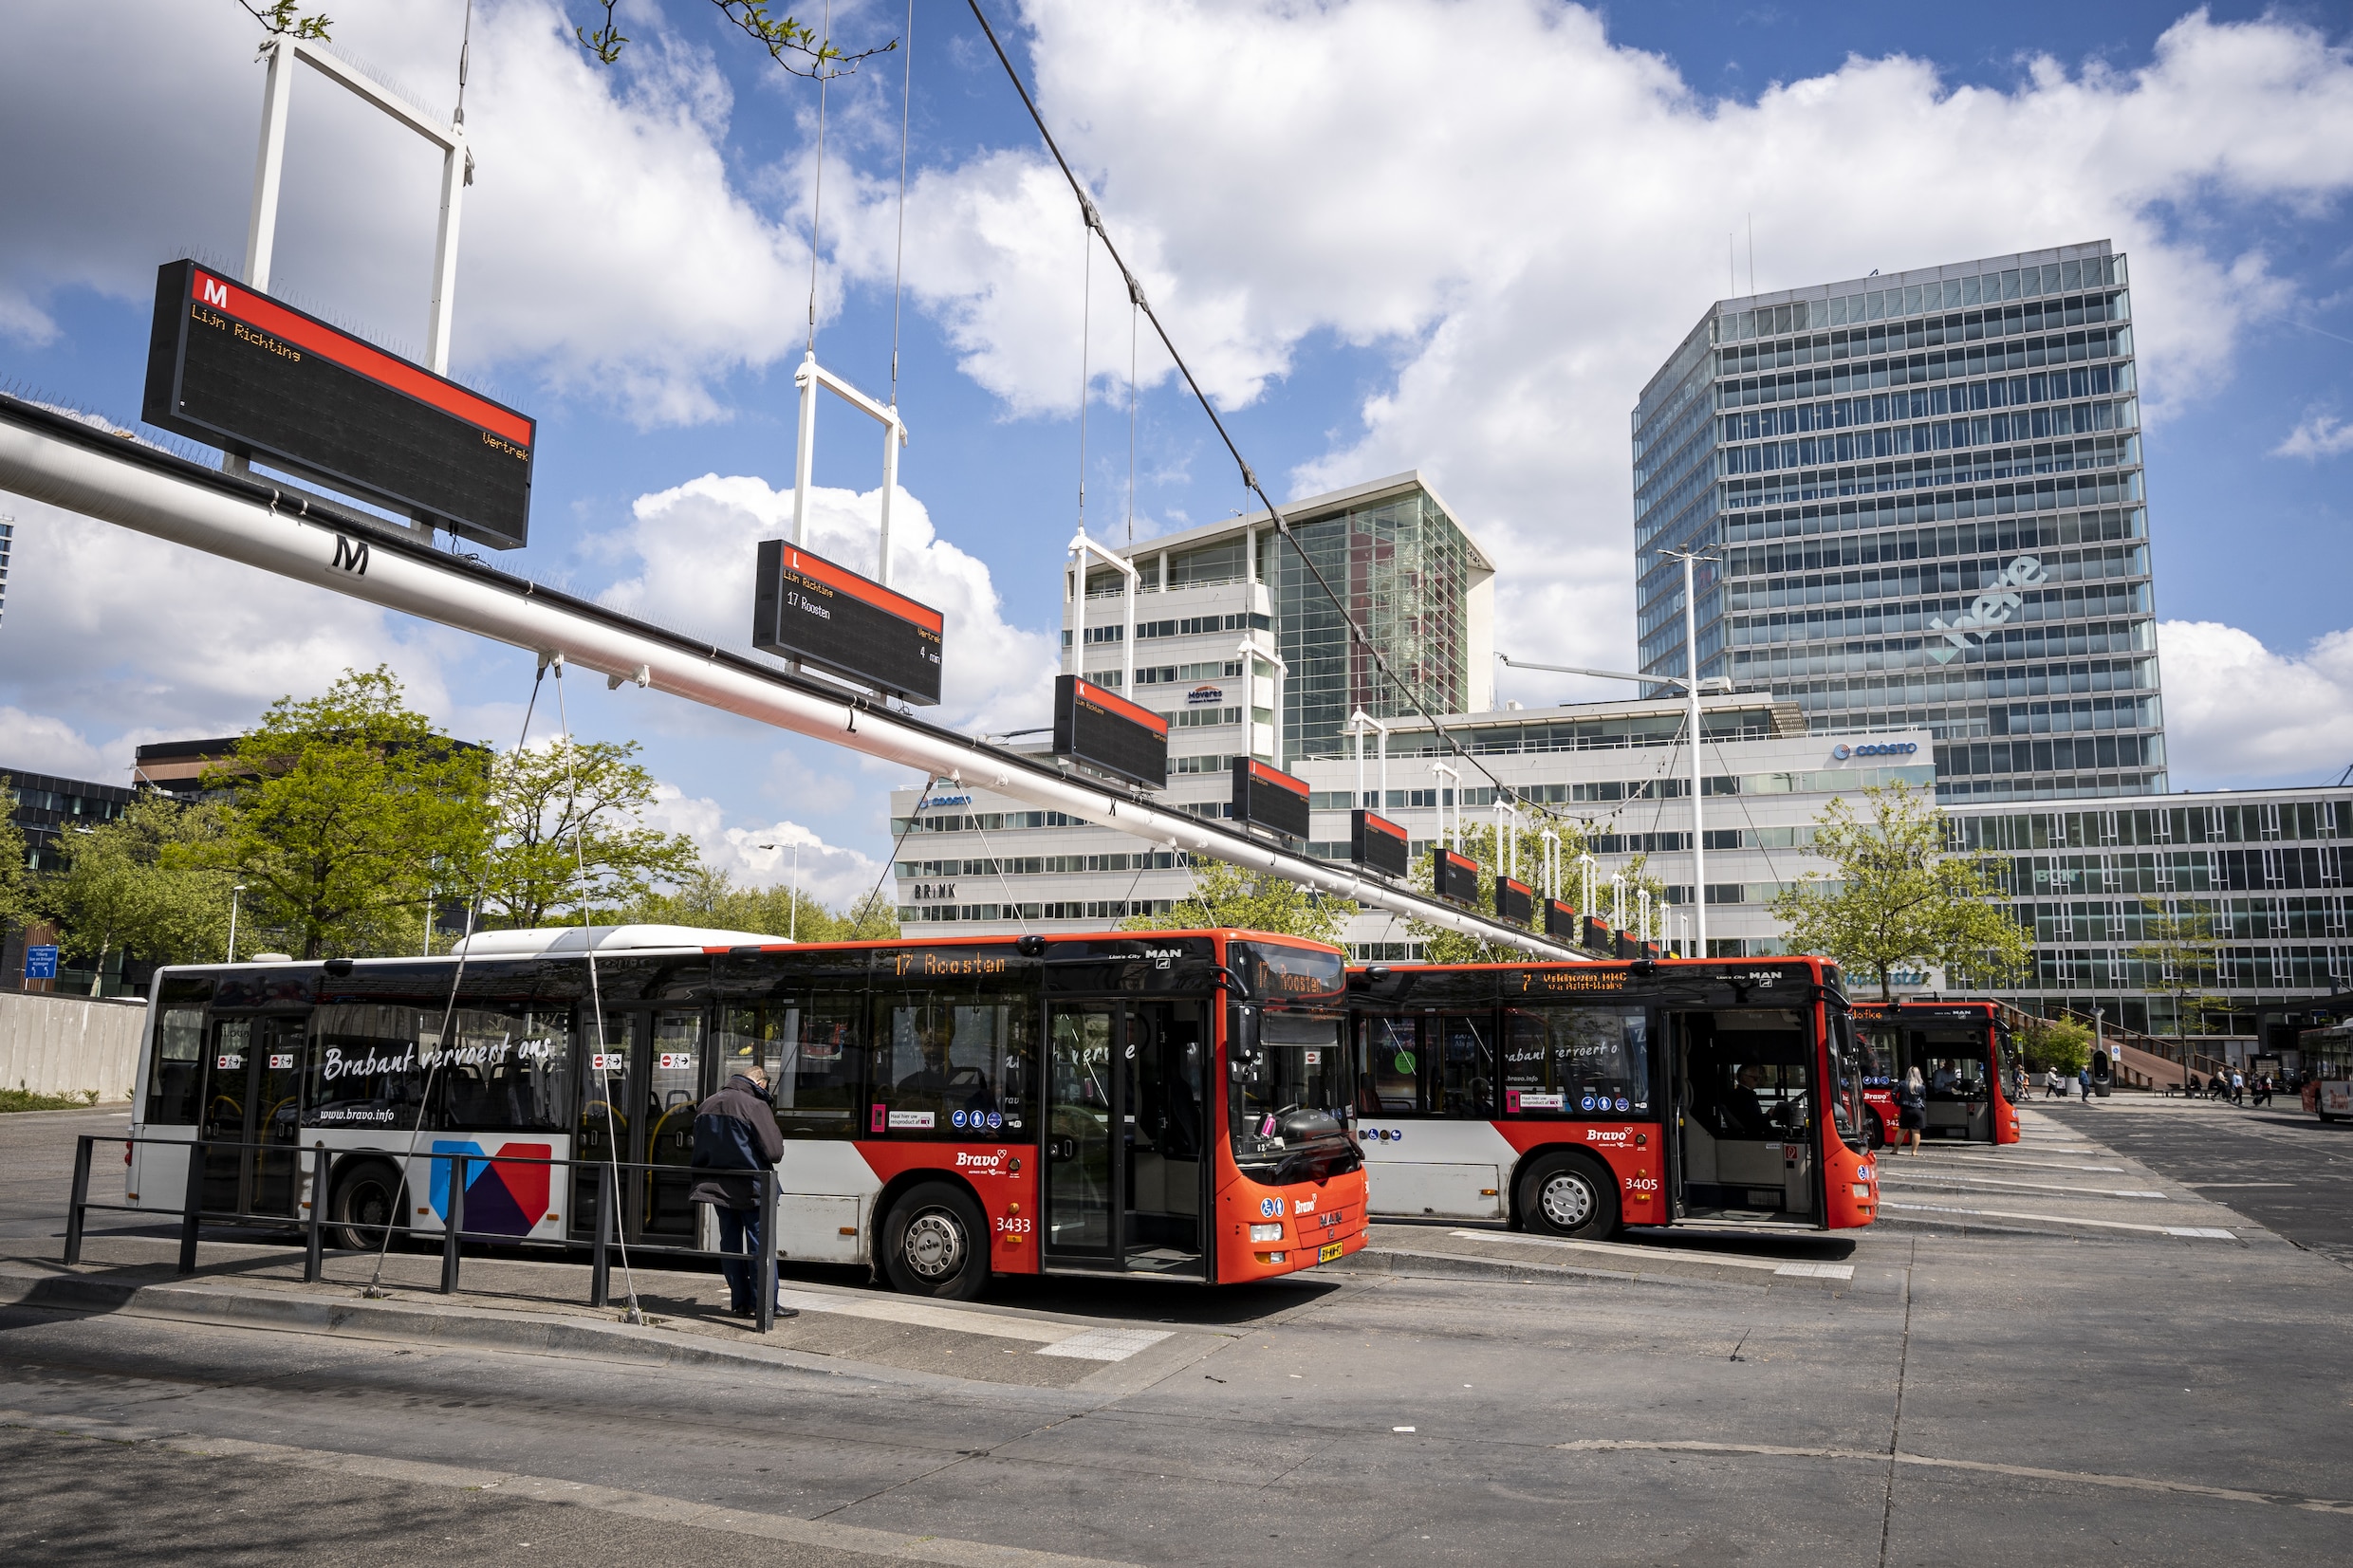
[774,1288,1069,1344]
[1916,1156,2125,1172]
[1551,1438,2353,1514]
[1033,1328,1172,1362]
[2182,1182,2296,1189]
[1772,1263,1855,1280]
[1877,1173,2167,1199]
[0,1409,1143,1565]
[1436,1231,1852,1282]
[1877,1200,2236,1239]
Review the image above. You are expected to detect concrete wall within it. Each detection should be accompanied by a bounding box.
[0,990,145,1101]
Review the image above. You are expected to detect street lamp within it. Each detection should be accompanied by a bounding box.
[756,840,801,943]
[227,882,247,964]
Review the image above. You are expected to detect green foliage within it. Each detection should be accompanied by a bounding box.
[0,1087,102,1113]
[2016,1015,2092,1077]
[202,668,490,961]
[0,777,28,930]
[236,0,331,40]
[480,738,701,930]
[1121,858,1357,948]
[577,1,896,77]
[1768,779,2031,1001]
[35,794,237,990]
[1403,821,1654,962]
[627,862,899,942]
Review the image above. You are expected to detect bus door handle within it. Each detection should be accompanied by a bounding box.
[1048,1137,1078,1162]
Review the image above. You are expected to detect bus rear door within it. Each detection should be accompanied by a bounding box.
[197,1015,307,1219]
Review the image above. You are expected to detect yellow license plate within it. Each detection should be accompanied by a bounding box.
[1318,1241,1344,1264]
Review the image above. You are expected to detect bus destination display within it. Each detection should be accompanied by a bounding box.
[1494,876,1534,926]
[142,259,535,549]
[1054,675,1168,789]
[754,540,944,706]
[1544,898,1578,940]
[1231,758,1310,840]
[1351,809,1409,878]
[1434,848,1480,904]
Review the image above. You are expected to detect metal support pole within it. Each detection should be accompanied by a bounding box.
[439,1153,467,1294]
[791,355,820,547]
[425,139,466,377]
[1682,551,1709,956]
[179,1141,205,1276]
[755,1168,779,1335]
[243,40,293,291]
[303,1142,325,1282]
[590,1160,613,1308]
[65,1135,93,1265]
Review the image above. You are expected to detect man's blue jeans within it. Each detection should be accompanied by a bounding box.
[715,1205,769,1311]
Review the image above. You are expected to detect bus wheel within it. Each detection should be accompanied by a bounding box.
[1864,1113,1889,1152]
[881,1182,990,1300]
[1519,1154,1619,1241]
[328,1160,405,1253]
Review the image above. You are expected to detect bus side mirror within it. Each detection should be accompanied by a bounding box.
[1232,1007,1264,1083]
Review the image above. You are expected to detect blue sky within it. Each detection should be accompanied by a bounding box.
[4,0,2351,906]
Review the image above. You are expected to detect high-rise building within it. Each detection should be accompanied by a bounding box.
[1633,240,2163,804]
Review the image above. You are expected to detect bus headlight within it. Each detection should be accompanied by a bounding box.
[1250,1222,1284,1243]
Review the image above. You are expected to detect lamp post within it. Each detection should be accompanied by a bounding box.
[757,840,801,943]
[226,882,247,964]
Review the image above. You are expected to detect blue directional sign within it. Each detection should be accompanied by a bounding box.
[24,945,59,980]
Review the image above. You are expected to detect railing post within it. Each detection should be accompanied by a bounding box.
[755,1167,778,1335]
[303,1142,326,1282]
[179,1140,205,1276]
[589,1160,612,1309]
[64,1134,94,1265]
[439,1153,467,1295]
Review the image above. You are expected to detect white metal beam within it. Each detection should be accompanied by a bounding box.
[0,405,1582,959]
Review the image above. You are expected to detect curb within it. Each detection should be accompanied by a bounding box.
[0,1265,947,1385]
[1343,1233,1856,1291]
[1334,1244,1763,1290]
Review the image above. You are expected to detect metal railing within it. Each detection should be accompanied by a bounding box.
[65,1134,785,1333]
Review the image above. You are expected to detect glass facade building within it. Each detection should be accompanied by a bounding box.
[1633,240,2164,802]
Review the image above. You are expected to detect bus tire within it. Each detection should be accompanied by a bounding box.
[328,1159,406,1253]
[880,1181,990,1300]
[1863,1112,1889,1152]
[1518,1153,1619,1241]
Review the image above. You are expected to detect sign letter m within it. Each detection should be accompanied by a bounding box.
[331,535,369,576]
[199,277,230,308]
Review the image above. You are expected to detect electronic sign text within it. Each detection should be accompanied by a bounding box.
[753,539,943,706]
[1053,675,1168,789]
[1350,810,1409,878]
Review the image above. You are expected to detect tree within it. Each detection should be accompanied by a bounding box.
[204,667,490,960]
[36,794,235,991]
[479,738,701,929]
[2127,896,2230,1091]
[626,861,897,942]
[574,1,896,75]
[2016,1014,2092,1077]
[1122,858,1358,948]
[0,776,28,930]
[1768,779,2030,1001]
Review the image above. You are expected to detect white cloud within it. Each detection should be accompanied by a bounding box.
[0,707,108,781]
[598,472,1060,734]
[2156,619,2353,786]
[852,2,2353,677]
[641,785,884,912]
[2273,413,2353,458]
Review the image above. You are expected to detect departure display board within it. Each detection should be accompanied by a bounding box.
[1544,898,1579,941]
[753,540,943,706]
[1231,758,1309,839]
[142,259,534,549]
[1350,809,1409,878]
[1615,931,1643,960]
[1434,848,1481,904]
[1494,876,1534,926]
[1581,915,1614,954]
[1054,675,1167,789]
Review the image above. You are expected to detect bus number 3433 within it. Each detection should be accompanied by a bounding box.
[993,1216,1033,1235]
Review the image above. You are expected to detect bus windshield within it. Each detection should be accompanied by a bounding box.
[1230,1005,1357,1183]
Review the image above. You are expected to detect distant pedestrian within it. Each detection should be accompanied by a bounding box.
[2078,1065,2093,1101]
[2254,1075,2273,1108]
[2045,1068,2064,1100]
[1898,1067,1927,1153]
[689,1062,798,1321]
[2230,1069,2245,1105]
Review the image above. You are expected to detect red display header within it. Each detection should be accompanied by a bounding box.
[776,544,943,634]
[1074,677,1168,735]
[1246,759,1307,797]
[1358,811,1407,843]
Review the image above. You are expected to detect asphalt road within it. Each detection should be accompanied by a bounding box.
[2042,1098,2353,1267]
[5,1102,2352,1565]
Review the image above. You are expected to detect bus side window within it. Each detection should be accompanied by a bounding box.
[145,1005,208,1126]
[1357,1016,1421,1115]
[434,1007,573,1133]
[872,991,1034,1139]
[1437,1013,1493,1117]
[306,1004,430,1132]
[721,998,865,1137]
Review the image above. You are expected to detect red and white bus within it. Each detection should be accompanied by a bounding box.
[1344,955,1877,1238]
[1850,1000,2021,1148]
[122,926,1367,1299]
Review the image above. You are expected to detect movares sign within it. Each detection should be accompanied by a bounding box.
[142,260,535,549]
[753,539,944,707]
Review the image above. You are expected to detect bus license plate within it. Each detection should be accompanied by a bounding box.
[1318,1241,1344,1264]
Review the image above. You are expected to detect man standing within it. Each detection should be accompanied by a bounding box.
[2078,1064,2093,1102]
[690,1062,797,1320]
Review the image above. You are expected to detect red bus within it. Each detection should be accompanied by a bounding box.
[1851,1000,2021,1148]
[1344,956,1876,1238]
[122,927,1368,1301]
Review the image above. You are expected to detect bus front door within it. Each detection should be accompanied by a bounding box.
[1044,1004,1119,1267]
[198,1017,306,1218]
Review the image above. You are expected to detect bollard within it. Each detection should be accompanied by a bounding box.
[179,1140,205,1276]
[65,1134,94,1266]
[755,1166,778,1335]
[589,1161,613,1309]
[440,1153,467,1295]
[303,1143,326,1282]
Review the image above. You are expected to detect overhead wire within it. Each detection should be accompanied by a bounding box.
[962,0,1575,847]
[806,0,833,355]
[888,0,913,404]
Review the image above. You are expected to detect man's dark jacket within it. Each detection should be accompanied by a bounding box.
[688,1075,785,1210]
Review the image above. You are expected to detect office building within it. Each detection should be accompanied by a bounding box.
[0,514,12,627]
[1633,240,2163,804]
[3,766,137,993]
